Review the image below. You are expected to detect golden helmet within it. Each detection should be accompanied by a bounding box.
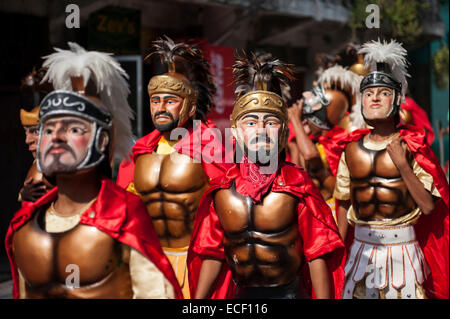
[145,36,216,127]
[230,51,294,153]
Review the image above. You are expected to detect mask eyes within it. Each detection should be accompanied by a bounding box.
[43,128,53,135]
[69,127,85,134]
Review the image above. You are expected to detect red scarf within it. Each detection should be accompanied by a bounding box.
[233,154,278,203]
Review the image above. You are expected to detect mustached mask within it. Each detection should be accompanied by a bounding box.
[230,50,295,159]
[37,83,113,173]
[36,42,134,175]
[358,39,409,126]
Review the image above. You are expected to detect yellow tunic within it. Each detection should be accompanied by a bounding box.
[316,143,337,223]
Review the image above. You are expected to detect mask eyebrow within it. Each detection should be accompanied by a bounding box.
[241,114,259,120]
[263,114,279,120]
[43,118,90,128]
[163,95,180,100]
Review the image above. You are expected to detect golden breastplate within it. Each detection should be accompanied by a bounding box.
[214,185,301,288]
[345,139,417,221]
[134,152,209,248]
[12,208,133,298]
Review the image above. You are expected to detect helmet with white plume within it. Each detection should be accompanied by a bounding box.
[37,42,134,175]
[358,39,409,124]
[303,65,363,131]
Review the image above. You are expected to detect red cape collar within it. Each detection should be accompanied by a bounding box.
[208,161,324,203]
[131,120,221,163]
[9,177,127,235]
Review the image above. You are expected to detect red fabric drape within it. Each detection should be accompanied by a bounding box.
[117,120,230,189]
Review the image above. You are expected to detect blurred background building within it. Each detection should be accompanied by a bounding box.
[0,0,448,286]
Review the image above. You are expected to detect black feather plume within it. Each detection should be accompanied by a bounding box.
[232,50,295,103]
[145,36,217,122]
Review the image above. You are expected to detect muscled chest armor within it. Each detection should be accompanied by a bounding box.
[214,184,301,288]
[345,139,417,221]
[12,208,133,298]
[134,152,209,248]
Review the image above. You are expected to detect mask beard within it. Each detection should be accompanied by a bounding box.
[40,153,82,177]
[38,140,90,177]
[153,111,179,133]
[241,135,279,165]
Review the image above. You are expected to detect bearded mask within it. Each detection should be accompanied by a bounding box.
[36,42,134,176]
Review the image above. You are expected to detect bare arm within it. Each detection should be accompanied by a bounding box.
[287,101,321,162]
[194,258,223,299]
[337,200,350,241]
[387,140,435,215]
[288,101,335,194]
[308,257,330,299]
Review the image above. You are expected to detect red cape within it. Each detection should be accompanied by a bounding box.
[117,120,230,189]
[401,97,435,145]
[286,122,350,176]
[317,126,352,177]
[187,162,346,299]
[4,178,183,299]
[339,124,449,299]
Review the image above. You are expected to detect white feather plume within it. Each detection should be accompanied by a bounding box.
[41,42,134,160]
[358,39,409,99]
[349,94,366,130]
[318,65,362,96]
[319,65,366,129]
